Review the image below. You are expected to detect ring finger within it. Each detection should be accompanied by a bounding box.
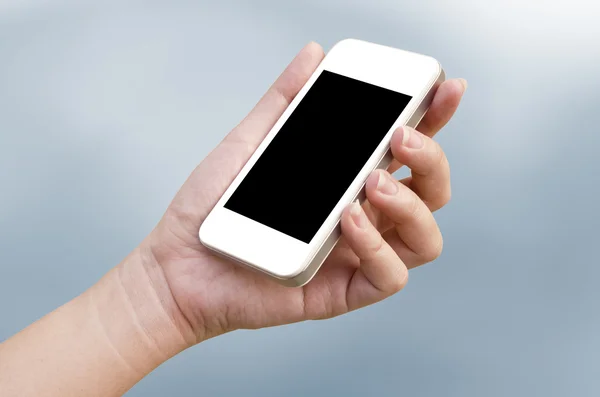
[365,169,443,268]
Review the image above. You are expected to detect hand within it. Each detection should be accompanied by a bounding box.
[144,42,466,343]
[0,41,465,397]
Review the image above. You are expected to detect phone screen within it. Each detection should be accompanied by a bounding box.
[224,70,412,244]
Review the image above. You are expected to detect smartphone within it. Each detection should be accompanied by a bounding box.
[199,38,445,287]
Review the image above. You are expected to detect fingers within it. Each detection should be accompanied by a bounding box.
[365,170,443,269]
[341,202,408,311]
[390,126,451,211]
[226,42,325,147]
[417,78,466,137]
[388,78,465,174]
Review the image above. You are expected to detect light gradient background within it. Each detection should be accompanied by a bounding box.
[1,1,599,396]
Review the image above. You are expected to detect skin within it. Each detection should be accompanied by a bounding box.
[0,42,466,397]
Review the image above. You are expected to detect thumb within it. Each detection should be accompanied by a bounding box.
[168,42,325,226]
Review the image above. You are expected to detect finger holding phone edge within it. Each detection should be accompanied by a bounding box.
[390,126,451,212]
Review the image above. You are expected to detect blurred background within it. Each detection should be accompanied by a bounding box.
[1,0,599,396]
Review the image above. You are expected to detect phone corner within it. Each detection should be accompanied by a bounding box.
[197,219,212,250]
[328,37,362,54]
[277,267,319,288]
[264,254,319,287]
[426,56,444,80]
[421,56,445,88]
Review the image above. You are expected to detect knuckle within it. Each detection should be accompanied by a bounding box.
[428,185,452,211]
[440,186,452,206]
[391,188,424,224]
[363,234,386,261]
[387,269,409,294]
[422,235,444,263]
[404,192,423,221]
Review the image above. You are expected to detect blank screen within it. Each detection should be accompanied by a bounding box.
[224,70,412,243]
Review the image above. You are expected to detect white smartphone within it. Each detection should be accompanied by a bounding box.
[199,38,445,287]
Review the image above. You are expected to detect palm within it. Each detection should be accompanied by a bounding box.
[153,137,390,338]
[162,233,359,334]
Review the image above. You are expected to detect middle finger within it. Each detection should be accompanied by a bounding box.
[390,126,451,212]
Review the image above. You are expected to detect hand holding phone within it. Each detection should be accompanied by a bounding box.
[148,41,465,338]
[201,39,447,286]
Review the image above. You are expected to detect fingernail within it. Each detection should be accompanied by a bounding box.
[458,78,468,92]
[400,127,423,149]
[350,202,368,229]
[376,170,398,196]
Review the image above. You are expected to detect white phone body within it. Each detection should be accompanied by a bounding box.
[199,38,445,287]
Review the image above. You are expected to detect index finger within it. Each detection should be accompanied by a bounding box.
[388,78,466,174]
[417,78,467,137]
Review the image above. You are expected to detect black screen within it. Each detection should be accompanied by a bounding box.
[225,70,412,243]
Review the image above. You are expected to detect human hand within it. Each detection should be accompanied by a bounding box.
[0,41,465,397]
[143,42,466,344]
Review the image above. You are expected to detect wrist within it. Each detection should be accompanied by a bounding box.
[0,242,198,397]
[88,243,198,372]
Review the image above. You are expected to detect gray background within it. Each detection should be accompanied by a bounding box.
[1,0,599,396]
